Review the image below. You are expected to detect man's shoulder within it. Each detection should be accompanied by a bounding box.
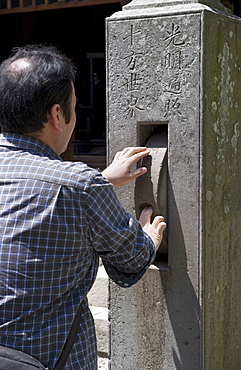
[0,150,102,190]
[0,133,106,189]
[28,156,102,189]
[44,158,101,188]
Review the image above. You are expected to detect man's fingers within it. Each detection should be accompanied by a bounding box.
[130,150,150,165]
[114,151,121,159]
[157,220,167,235]
[128,166,147,180]
[153,216,166,235]
[116,147,150,162]
[103,147,151,187]
[120,147,148,156]
[139,209,167,251]
[139,206,153,227]
[152,215,165,228]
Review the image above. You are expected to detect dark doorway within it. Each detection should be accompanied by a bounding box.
[0,3,121,168]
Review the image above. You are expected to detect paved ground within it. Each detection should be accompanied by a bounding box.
[88,263,109,370]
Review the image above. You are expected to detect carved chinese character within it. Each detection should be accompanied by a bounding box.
[122,73,142,92]
[123,50,143,71]
[125,95,144,118]
[164,97,182,117]
[164,23,185,48]
[163,77,182,94]
[162,50,182,69]
[123,24,141,47]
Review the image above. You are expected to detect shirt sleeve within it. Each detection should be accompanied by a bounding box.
[84,172,156,288]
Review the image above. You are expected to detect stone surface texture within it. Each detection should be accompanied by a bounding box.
[202,12,241,369]
[106,1,241,369]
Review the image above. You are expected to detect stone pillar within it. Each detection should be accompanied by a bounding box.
[106,1,241,368]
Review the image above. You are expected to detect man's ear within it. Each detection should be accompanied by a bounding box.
[48,104,63,132]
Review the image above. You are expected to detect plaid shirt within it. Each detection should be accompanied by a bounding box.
[0,133,156,369]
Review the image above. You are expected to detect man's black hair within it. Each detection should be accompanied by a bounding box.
[0,44,76,134]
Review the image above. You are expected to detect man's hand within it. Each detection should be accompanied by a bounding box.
[139,206,166,252]
[102,147,150,187]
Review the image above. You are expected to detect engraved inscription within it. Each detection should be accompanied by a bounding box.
[162,22,187,119]
[123,24,141,47]
[122,73,143,93]
[122,24,145,118]
[164,97,182,118]
[115,19,196,120]
[162,50,182,70]
[123,50,143,71]
[163,77,182,95]
[124,95,144,118]
[164,23,185,48]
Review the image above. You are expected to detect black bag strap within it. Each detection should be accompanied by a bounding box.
[54,303,82,370]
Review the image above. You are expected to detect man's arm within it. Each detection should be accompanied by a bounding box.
[102,146,166,252]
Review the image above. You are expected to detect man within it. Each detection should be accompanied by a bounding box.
[0,45,166,369]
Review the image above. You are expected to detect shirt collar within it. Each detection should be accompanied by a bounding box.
[0,132,61,160]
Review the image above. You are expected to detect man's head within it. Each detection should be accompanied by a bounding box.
[0,44,76,134]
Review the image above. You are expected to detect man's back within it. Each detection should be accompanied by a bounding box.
[0,133,101,369]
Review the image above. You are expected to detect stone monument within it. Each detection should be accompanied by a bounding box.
[106,0,241,368]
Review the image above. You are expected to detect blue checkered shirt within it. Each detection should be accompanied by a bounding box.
[0,133,156,369]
